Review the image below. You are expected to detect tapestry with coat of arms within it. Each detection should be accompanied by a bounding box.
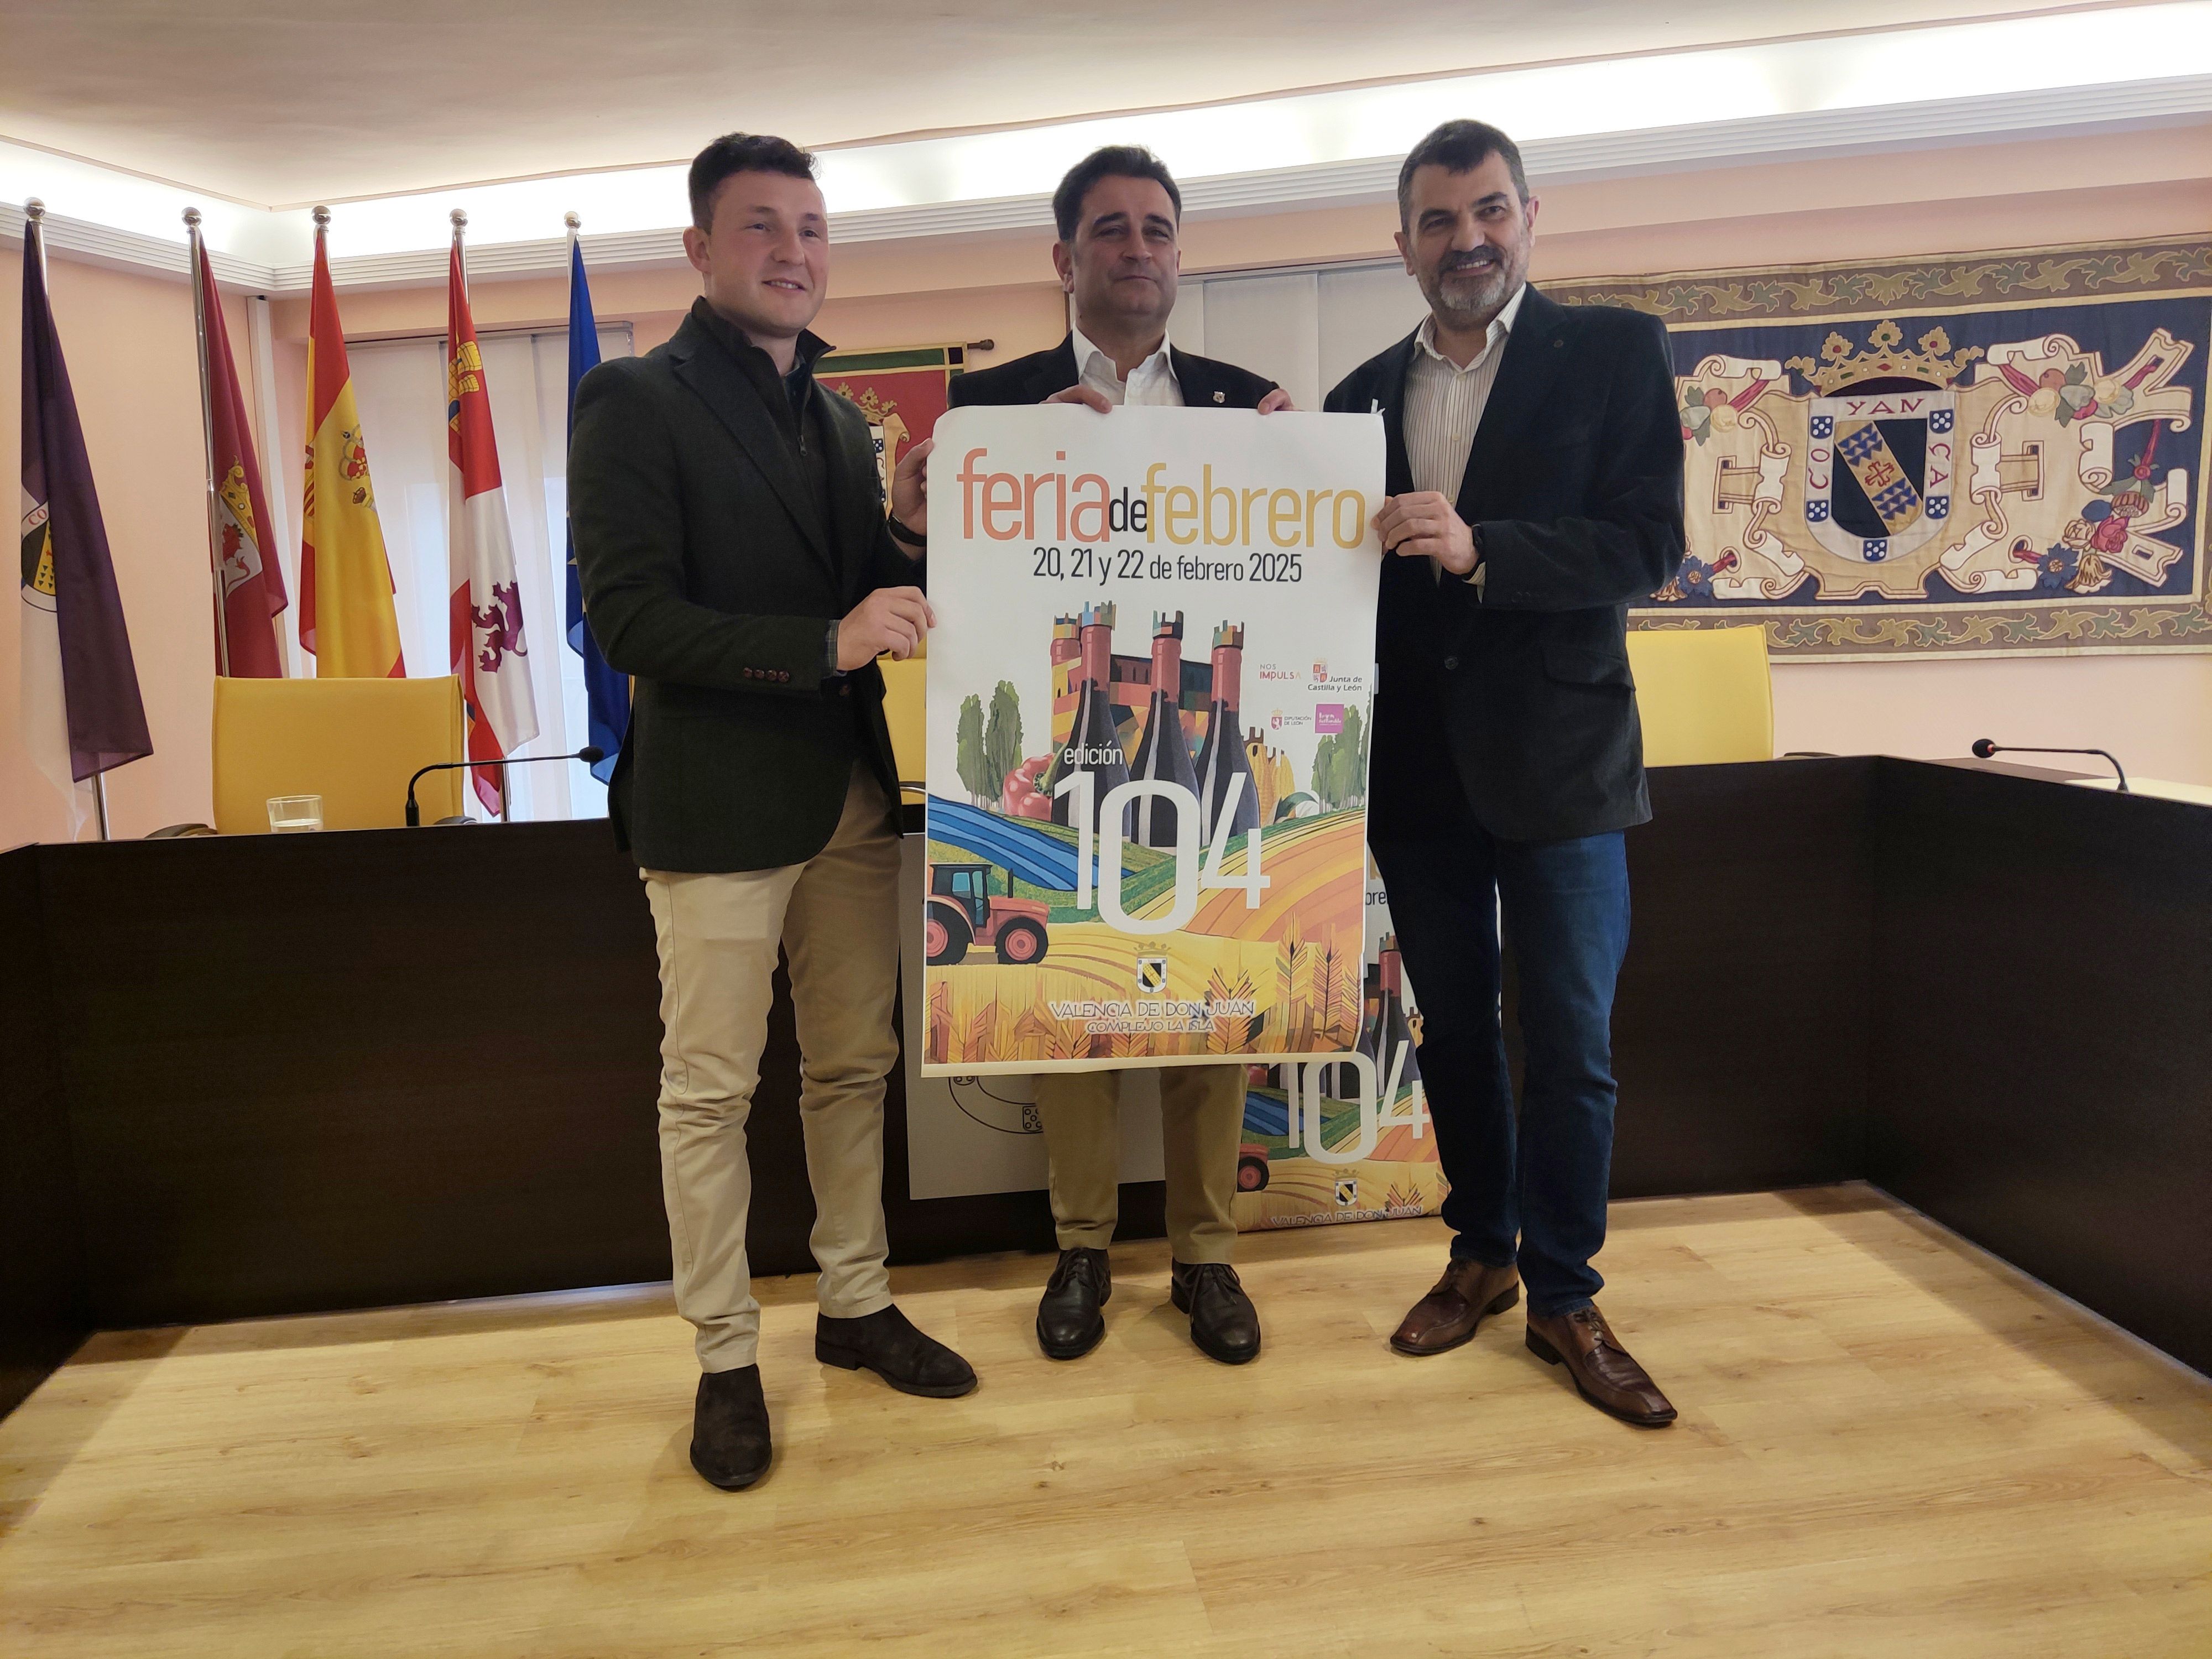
[1551,238,2211,657]
[814,344,966,498]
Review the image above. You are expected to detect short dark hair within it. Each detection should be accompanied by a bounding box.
[1052,145,1182,243]
[1396,120,1530,225]
[688,132,818,231]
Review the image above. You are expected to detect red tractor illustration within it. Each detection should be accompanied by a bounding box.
[1237,1144,1271,1192]
[927,862,1051,967]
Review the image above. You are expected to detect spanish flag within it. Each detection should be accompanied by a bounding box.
[297,216,403,677]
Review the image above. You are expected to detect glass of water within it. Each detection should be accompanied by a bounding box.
[267,794,324,833]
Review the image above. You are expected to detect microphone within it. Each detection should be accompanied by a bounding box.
[406,745,605,826]
[1970,738,2128,793]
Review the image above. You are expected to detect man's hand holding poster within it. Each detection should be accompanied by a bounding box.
[923,405,1384,1075]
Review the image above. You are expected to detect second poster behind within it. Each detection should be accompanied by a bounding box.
[923,404,1385,1074]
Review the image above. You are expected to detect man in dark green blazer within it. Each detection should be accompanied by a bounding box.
[571,132,973,1495]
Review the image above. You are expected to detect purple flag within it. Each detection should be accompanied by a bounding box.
[18,218,151,796]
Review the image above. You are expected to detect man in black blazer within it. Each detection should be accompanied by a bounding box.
[948,147,1286,1370]
[1323,121,1686,1426]
[572,133,974,1494]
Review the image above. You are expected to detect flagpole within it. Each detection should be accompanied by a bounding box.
[184,207,231,679]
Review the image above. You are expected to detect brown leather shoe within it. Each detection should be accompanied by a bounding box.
[1390,1259,1521,1355]
[1525,1305,1677,1427]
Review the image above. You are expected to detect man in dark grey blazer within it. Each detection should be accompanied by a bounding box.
[571,132,973,1494]
[1324,121,1686,1426]
[949,147,1286,1372]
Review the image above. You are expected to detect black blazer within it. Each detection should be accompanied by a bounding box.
[950,335,1279,411]
[570,310,920,873]
[1324,287,1684,844]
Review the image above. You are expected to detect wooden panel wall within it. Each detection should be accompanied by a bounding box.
[1869,760,2212,1375]
[3,757,2202,1421]
[0,848,87,1419]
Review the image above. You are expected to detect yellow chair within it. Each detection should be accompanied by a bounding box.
[878,656,926,803]
[1625,625,1773,766]
[211,676,466,833]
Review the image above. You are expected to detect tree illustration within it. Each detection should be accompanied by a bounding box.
[955,693,988,805]
[1339,705,1368,807]
[1311,706,1369,811]
[983,681,1024,805]
[1313,732,1344,808]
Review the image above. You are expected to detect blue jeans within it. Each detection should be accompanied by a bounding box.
[1370,828,1631,1318]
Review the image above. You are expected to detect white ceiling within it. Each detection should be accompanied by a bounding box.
[0,0,2114,206]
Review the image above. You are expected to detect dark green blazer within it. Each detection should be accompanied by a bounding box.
[570,310,922,873]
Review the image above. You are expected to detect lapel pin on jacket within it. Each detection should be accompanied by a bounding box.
[1213,390,1225,403]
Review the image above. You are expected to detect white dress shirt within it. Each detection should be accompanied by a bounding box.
[1402,283,1525,585]
[1073,324,1183,408]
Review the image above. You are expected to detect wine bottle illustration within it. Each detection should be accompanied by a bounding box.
[1333,961,1384,1102]
[1193,621,1260,842]
[1377,932,1421,1097]
[1045,600,1133,840]
[1125,611,1202,848]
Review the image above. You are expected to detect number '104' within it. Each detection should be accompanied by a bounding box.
[1052,773,1266,932]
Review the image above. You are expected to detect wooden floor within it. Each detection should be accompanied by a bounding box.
[2,1185,2207,1657]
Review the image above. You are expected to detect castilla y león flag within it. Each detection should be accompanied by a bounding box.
[298,222,404,677]
[19,213,152,835]
[446,233,538,813]
[194,231,288,676]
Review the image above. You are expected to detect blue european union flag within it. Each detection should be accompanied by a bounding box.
[564,233,627,785]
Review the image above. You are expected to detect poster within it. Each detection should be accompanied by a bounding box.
[1561,237,2211,658]
[920,404,1384,1075]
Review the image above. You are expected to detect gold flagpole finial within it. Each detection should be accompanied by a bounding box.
[24,197,45,222]
[564,211,581,232]
[182,205,203,231]
[450,207,468,233]
[311,205,331,231]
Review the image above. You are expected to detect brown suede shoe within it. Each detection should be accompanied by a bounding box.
[1389,1259,1521,1355]
[1525,1305,1677,1427]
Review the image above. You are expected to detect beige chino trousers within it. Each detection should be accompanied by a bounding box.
[1032,1063,1246,1263]
[641,765,902,1373]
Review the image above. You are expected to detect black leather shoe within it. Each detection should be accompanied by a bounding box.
[690,1364,772,1491]
[816,1304,978,1398]
[1171,1261,1261,1365]
[1036,1247,1112,1360]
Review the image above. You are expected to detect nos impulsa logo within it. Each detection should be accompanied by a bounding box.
[1136,956,1170,994]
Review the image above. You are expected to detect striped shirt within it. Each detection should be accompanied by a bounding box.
[1402,284,1525,586]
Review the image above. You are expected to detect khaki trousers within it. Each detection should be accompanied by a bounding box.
[641,766,901,1373]
[1032,1063,1246,1262]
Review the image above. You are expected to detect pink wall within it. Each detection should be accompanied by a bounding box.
[1772,653,2212,780]
[7,123,2211,849]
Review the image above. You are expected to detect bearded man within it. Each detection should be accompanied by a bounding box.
[1323,119,1687,1426]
